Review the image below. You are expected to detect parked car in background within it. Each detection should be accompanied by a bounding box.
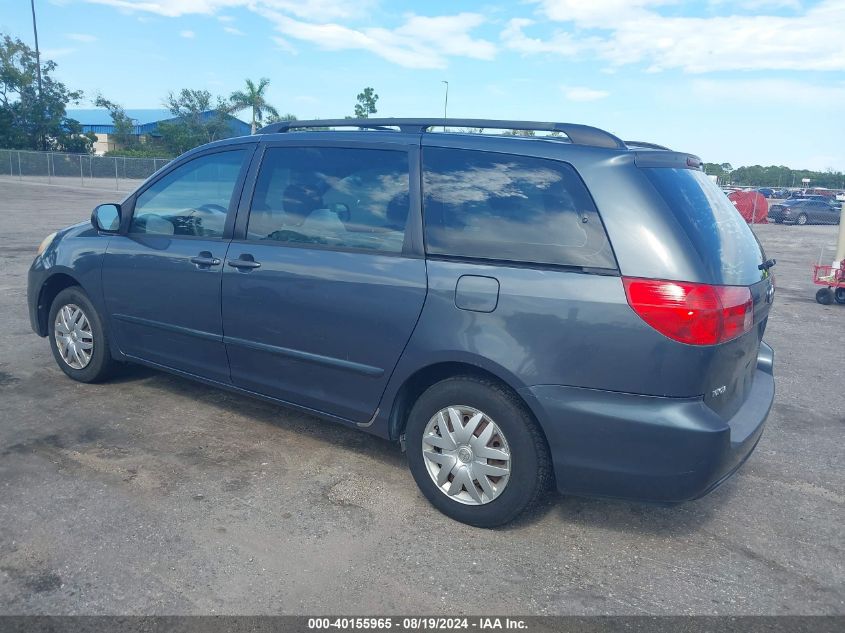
[768,198,842,225]
[806,188,837,199]
[756,188,774,198]
[27,117,776,527]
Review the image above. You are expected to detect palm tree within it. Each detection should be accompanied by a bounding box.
[229,78,279,135]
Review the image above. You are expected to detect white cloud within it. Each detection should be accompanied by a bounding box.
[223,26,244,35]
[41,48,76,59]
[532,0,674,27]
[259,10,495,69]
[180,30,195,38]
[689,78,845,104]
[517,0,845,73]
[501,18,584,56]
[83,1,493,68]
[563,86,609,101]
[272,36,298,54]
[709,0,802,10]
[67,33,97,43]
[85,0,373,20]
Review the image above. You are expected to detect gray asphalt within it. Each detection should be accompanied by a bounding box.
[0,179,842,615]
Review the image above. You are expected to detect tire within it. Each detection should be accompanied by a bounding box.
[796,213,808,225]
[405,376,552,528]
[835,288,845,305]
[816,288,834,305]
[48,286,117,383]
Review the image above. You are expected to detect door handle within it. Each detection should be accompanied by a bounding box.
[190,252,221,268]
[227,257,261,270]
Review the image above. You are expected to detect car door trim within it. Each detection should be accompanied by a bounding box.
[223,335,385,377]
[112,313,222,342]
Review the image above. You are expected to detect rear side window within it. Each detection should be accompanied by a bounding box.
[644,168,765,285]
[422,148,615,269]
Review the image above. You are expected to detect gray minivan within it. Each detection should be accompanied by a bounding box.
[28,119,775,527]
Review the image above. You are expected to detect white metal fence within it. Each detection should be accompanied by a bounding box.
[0,149,170,192]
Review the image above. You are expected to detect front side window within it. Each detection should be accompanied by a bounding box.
[130,149,247,237]
[422,148,616,269]
[248,147,410,254]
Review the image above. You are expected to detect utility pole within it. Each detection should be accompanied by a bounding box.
[30,0,46,151]
[441,81,449,132]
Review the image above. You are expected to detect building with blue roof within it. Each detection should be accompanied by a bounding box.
[66,109,251,154]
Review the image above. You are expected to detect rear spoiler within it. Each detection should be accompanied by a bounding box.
[633,151,703,169]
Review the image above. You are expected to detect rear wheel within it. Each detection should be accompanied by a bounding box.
[816,288,834,305]
[48,287,117,383]
[835,288,845,304]
[796,213,808,225]
[405,376,552,527]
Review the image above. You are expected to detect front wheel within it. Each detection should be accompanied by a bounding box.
[816,288,834,305]
[405,376,552,527]
[48,287,117,383]
[835,288,845,304]
[796,213,808,225]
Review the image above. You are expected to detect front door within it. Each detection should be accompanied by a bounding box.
[222,142,427,423]
[102,147,252,382]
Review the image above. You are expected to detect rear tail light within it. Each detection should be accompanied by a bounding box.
[622,277,754,345]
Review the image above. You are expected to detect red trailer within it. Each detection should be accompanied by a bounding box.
[812,261,845,304]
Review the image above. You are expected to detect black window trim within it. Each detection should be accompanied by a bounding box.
[232,139,424,258]
[120,143,257,240]
[419,146,620,272]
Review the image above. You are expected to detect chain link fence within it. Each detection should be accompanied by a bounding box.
[0,149,171,192]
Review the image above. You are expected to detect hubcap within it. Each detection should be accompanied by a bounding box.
[54,304,93,370]
[421,405,511,506]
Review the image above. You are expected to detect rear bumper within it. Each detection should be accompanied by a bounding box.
[522,342,774,503]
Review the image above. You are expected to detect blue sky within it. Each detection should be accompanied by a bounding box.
[3,0,843,170]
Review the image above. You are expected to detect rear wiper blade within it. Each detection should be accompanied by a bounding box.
[758,258,777,271]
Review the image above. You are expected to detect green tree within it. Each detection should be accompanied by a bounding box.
[157,88,233,155]
[54,118,96,153]
[0,33,87,151]
[229,78,279,134]
[94,95,137,149]
[354,87,378,118]
[265,112,297,125]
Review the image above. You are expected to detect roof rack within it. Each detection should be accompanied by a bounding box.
[258,118,627,150]
[624,140,672,151]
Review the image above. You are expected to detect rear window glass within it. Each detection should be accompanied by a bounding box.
[422,148,616,269]
[644,168,765,285]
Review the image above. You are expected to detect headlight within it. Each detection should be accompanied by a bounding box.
[36,232,57,256]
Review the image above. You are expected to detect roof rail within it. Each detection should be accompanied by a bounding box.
[624,140,672,151]
[258,118,627,150]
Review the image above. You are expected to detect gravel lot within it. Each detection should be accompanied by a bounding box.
[0,179,842,615]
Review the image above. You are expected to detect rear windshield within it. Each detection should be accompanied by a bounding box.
[644,168,765,285]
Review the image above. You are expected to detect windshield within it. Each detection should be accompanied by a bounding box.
[644,168,766,285]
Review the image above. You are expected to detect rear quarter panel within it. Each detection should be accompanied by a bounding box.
[381,260,719,403]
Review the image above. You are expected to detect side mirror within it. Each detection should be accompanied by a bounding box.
[92,203,121,232]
